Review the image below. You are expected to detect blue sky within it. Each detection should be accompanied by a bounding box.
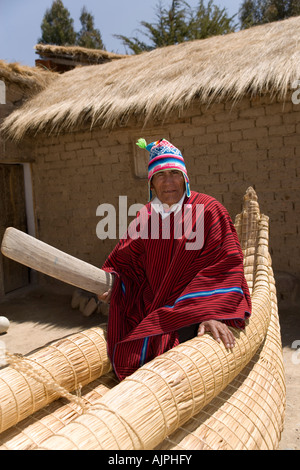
[0,0,243,66]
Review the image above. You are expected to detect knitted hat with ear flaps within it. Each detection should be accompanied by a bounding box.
[136,138,191,201]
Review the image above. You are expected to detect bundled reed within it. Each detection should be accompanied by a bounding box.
[34,187,279,450]
[156,263,285,450]
[0,325,111,434]
[235,186,262,296]
[0,372,117,450]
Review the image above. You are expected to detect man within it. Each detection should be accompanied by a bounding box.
[99,138,251,381]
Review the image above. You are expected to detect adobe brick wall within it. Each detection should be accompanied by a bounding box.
[0,82,33,163]
[24,93,300,286]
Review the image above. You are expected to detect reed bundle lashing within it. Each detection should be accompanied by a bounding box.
[0,372,117,450]
[0,325,111,434]
[156,262,285,450]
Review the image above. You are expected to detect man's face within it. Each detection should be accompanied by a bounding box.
[151,170,185,206]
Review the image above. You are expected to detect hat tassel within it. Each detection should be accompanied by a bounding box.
[136,138,147,149]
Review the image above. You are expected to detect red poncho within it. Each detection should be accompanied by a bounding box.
[102,191,251,380]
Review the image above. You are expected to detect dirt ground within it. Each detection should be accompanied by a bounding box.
[0,281,299,450]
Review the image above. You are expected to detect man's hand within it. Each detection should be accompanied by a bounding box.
[97,288,112,304]
[197,320,235,349]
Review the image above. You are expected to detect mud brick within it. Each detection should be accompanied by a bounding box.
[230,119,255,130]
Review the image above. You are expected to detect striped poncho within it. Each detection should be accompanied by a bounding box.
[102,191,251,380]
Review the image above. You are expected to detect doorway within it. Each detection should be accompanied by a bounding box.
[0,163,30,293]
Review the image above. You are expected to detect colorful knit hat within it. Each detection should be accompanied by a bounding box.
[136,138,191,201]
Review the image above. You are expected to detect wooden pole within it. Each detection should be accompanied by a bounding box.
[1,227,114,295]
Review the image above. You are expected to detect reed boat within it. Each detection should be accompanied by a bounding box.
[0,187,286,450]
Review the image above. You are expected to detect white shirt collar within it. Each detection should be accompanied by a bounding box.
[151,192,186,218]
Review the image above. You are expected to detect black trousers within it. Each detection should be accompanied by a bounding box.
[178,323,199,343]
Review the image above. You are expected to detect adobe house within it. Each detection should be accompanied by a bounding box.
[1,17,300,301]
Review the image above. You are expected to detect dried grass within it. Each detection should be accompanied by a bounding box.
[35,44,128,64]
[2,16,300,139]
[0,60,58,93]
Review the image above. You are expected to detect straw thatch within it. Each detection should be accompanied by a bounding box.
[0,60,58,94]
[35,44,128,65]
[0,325,111,434]
[2,16,300,140]
[12,187,280,451]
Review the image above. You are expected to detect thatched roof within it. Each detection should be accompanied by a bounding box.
[2,16,300,140]
[35,44,129,72]
[0,60,58,93]
[35,44,128,65]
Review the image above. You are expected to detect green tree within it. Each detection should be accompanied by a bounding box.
[187,0,237,40]
[38,0,76,45]
[115,0,236,55]
[115,0,190,53]
[76,6,105,49]
[239,0,300,29]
